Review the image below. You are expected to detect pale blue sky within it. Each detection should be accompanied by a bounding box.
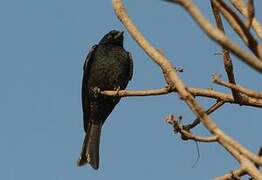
[0,0,262,179]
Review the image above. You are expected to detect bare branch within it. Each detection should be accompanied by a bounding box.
[246,0,255,29]
[215,167,246,180]
[101,87,262,108]
[254,146,262,169]
[230,0,262,39]
[210,1,241,101]
[213,74,262,99]
[183,101,225,130]
[164,0,262,72]
[240,155,262,179]
[211,0,262,59]
[165,115,218,142]
[221,143,262,179]
[112,0,262,168]
[100,87,173,97]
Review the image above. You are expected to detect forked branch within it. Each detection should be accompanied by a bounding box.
[111,0,262,178]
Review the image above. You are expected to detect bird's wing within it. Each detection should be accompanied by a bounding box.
[127,52,133,80]
[82,45,97,132]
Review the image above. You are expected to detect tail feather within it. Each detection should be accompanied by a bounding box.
[77,123,102,170]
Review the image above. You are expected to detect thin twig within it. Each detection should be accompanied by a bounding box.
[213,74,262,99]
[210,1,241,101]
[165,115,218,142]
[100,87,262,107]
[183,101,225,130]
[100,87,173,97]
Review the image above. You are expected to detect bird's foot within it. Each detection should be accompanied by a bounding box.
[114,86,121,96]
[92,87,101,98]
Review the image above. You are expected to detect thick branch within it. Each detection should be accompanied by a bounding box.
[221,143,262,179]
[212,0,261,59]
[211,0,262,59]
[165,0,262,72]
[215,167,246,180]
[246,0,255,29]
[230,0,262,39]
[254,146,262,169]
[112,0,262,167]
[240,155,262,179]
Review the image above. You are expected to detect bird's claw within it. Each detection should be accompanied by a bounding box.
[92,87,101,98]
[114,86,121,96]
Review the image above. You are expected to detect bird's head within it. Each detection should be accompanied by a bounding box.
[99,30,124,46]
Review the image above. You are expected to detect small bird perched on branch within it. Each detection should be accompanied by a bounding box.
[77,30,133,170]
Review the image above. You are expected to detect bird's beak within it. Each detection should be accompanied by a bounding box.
[114,31,124,39]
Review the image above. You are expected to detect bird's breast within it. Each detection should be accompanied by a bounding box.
[88,45,130,91]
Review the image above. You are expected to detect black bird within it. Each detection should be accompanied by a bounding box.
[77,30,133,170]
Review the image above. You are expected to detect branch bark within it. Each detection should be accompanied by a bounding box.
[111,0,262,178]
[211,0,262,59]
[165,0,262,72]
[166,114,218,142]
[101,87,262,108]
[211,1,241,101]
[213,74,262,99]
[230,0,262,39]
